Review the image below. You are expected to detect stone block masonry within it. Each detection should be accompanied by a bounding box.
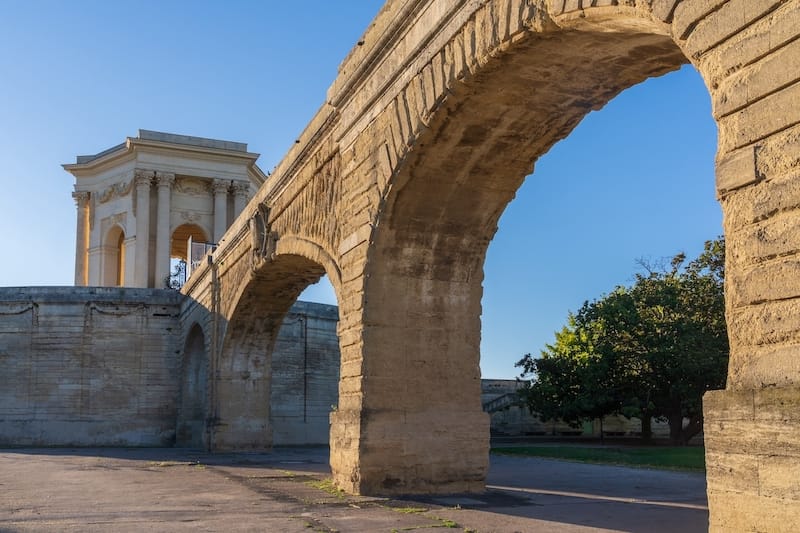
[271,301,340,445]
[0,287,340,448]
[704,388,800,531]
[0,287,183,446]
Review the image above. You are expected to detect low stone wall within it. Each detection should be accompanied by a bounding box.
[0,287,183,446]
[271,301,340,445]
[0,287,341,448]
[482,379,676,438]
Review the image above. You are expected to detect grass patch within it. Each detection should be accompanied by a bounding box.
[306,478,346,499]
[389,516,460,531]
[391,506,428,514]
[492,445,705,472]
[147,461,187,468]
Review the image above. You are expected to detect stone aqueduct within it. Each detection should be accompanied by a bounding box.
[180,1,800,529]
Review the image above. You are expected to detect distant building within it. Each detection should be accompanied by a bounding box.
[63,130,267,288]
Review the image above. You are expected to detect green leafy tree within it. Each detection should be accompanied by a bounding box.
[516,315,624,437]
[517,237,728,444]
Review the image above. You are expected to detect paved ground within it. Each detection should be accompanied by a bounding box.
[0,447,707,532]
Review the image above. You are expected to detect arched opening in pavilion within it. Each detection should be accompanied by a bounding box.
[169,223,210,288]
[101,225,126,287]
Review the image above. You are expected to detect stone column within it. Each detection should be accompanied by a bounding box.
[231,181,250,220]
[212,179,229,243]
[133,170,152,288]
[154,172,175,288]
[72,191,90,286]
[329,238,489,496]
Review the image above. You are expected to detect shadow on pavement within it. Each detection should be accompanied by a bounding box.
[1,446,708,533]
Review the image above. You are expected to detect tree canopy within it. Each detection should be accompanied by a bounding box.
[516,237,728,444]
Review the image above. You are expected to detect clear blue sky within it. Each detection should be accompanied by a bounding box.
[0,2,720,379]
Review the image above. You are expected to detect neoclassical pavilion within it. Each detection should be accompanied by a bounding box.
[64,130,267,288]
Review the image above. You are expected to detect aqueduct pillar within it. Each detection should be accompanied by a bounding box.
[324,1,800,528]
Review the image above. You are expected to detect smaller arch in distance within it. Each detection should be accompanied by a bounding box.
[177,322,209,449]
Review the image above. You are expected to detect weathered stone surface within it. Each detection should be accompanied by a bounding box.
[721,165,800,231]
[708,491,800,532]
[704,451,759,494]
[727,259,800,307]
[728,343,800,389]
[715,36,800,118]
[728,299,800,348]
[719,80,800,152]
[682,0,785,58]
[0,287,183,447]
[727,211,800,269]
[705,388,800,531]
[759,455,800,500]
[755,122,800,181]
[703,387,755,420]
[0,286,340,450]
[671,0,727,40]
[649,0,681,23]
[698,0,800,88]
[716,145,757,195]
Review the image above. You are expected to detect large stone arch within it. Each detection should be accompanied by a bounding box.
[332,0,690,496]
[208,232,341,450]
[326,1,800,525]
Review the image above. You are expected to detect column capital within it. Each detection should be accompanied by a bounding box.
[231,181,250,197]
[155,172,176,188]
[212,178,231,194]
[73,190,90,286]
[72,190,90,208]
[134,169,154,188]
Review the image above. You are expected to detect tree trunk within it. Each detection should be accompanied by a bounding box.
[640,413,652,443]
[599,416,604,444]
[667,411,685,445]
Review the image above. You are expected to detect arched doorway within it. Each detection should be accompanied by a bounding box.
[332,4,702,496]
[169,223,209,288]
[101,225,126,286]
[176,323,208,449]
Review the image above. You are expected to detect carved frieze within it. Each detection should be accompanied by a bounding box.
[174,177,210,196]
[180,211,203,223]
[97,180,133,203]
